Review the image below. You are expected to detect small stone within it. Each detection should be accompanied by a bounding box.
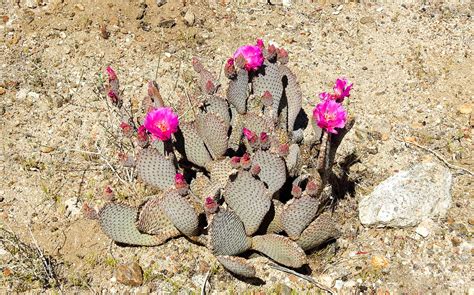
[158,19,176,28]
[362,66,368,70]
[65,197,81,217]
[74,4,85,11]
[370,255,389,269]
[415,219,438,238]
[468,218,474,225]
[116,262,143,287]
[25,0,38,9]
[40,146,55,153]
[359,163,452,227]
[0,87,5,95]
[451,236,462,247]
[156,0,167,7]
[184,10,195,26]
[360,16,375,24]
[458,103,472,114]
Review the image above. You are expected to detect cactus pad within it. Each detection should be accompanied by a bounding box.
[208,209,252,256]
[224,171,270,235]
[243,112,274,136]
[285,143,300,177]
[252,150,286,196]
[252,61,284,111]
[226,69,249,114]
[179,122,212,167]
[297,214,341,251]
[136,197,181,243]
[137,149,176,190]
[98,203,160,246]
[196,113,228,159]
[216,255,256,278]
[251,234,307,268]
[159,190,199,237]
[266,199,285,234]
[200,95,231,127]
[207,158,234,190]
[281,196,320,240]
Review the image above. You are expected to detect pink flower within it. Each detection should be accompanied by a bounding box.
[333,78,353,102]
[106,66,117,82]
[233,45,264,71]
[143,107,179,141]
[319,92,335,101]
[313,100,347,134]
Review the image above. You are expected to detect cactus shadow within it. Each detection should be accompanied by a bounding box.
[329,152,359,202]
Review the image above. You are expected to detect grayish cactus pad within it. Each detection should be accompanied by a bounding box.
[266,199,285,234]
[217,255,256,278]
[190,173,219,201]
[228,111,244,150]
[208,209,252,256]
[279,65,302,132]
[224,171,271,235]
[207,158,234,191]
[179,122,212,167]
[251,234,307,268]
[160,190,199,237]
[196,112,228,159]
[286,143,300,177]
[252,61,284,111]
[297,214,341,251]
[136,197,181,243]
[226,69,249,114]
[98,203,161,246]
[243,112,274,136]
[252,150,286,196]
[281,195,320,240]
[201,95,231,127]
[137,149,176,190]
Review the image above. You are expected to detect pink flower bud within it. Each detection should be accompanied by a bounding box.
[230,156,241,168]
[260,132,270,150]
[120,122,133,137]
[305,180,319,197]
[240,153,251,170]
[137,125,149,143]
[205,80,215,94]
[143,107,179,141]
[174,173,188,190]
[278,143,289,157]
[277,48,289,64]
[291,185,302,198]
[204,196,218,214]
[266,44,277,60]
[250,164,261,176]
[256,38,264,48]
[106,66,117,82]
[103,185,115,201]
[242,128,256,142]
[312,99,347,134]
[262,91,273,107]
[224,58,236,79]
[107,89,119,104]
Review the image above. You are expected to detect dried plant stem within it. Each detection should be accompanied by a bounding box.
[397,138,474,176]
[268,263,335,295]
[201,269,211,295]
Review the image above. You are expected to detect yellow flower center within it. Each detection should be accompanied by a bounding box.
[156,121,168,132]
[324,112,335,121]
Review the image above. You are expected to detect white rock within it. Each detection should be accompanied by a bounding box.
[25,0,38,8]
[282,0,292,7]
[184,10,195,27]
[359,163,452,228]
[16,88,28,101]
[65,197,81,217]
[415,218,439,238]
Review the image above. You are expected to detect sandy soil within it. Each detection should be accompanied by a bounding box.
[1,0,473,293]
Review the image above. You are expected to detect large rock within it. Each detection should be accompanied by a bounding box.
[359,162,452,227]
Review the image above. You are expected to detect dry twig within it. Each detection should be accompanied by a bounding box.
[396,138,474,176]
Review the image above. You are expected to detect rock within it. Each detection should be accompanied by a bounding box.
[359,163,452,227]
[184,10,195,27]
[0,87,5,95]
[25,0,38,9]
[116,262,143,287]
[156,0,167,7]
[370,255,389,269]
[158,19,176,28]
[415,218,439,238]
[65,197,81,217]
[360,16,375,24]
[458,103,472,114]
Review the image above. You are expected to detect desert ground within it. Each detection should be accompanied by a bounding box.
[1,0,473,293]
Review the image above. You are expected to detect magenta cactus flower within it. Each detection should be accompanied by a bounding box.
[313,100,347,134]
[242,128,257,144]
[333,78,353,102]
[233,45,264,72]
[319,92,335,101]
[143,107,179,141]
[106,66,117,82]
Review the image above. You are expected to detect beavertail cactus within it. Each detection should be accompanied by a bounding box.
[92,42,354,279]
